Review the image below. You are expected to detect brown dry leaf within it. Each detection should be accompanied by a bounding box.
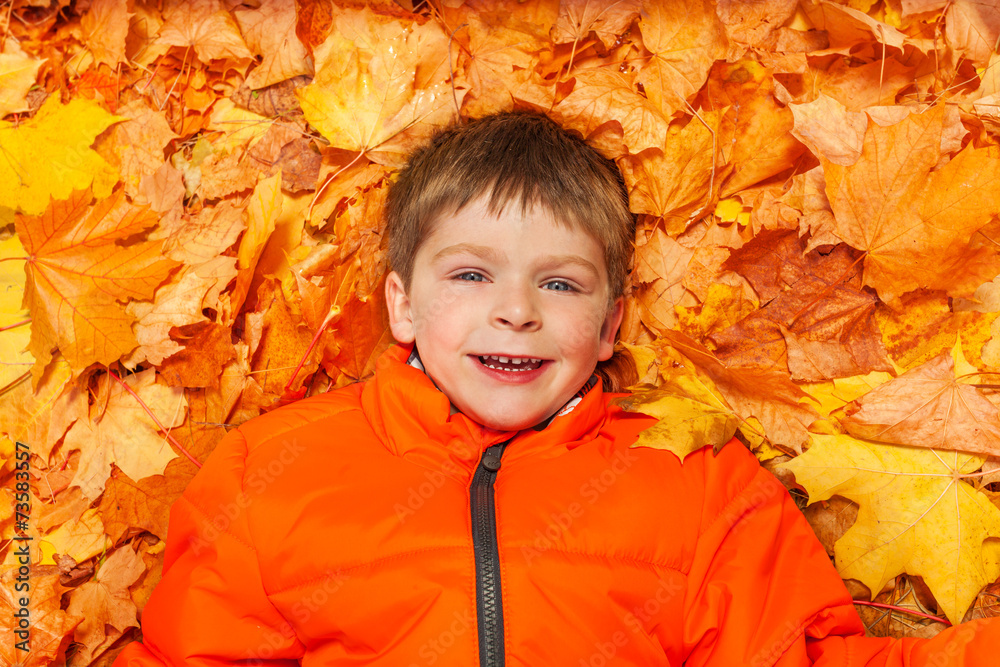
[296,0,336,52]
[126,257,237,366]
[0,567,82,666]
[95,99,178,199]
[156,0,253,63]
[822,105,1000,302]
[945,0,1000,65]
[0,42,44,118]
[635,0,726,116]
[715,0,798,52]
[324,275,394,383]
[66,544,145,664]
[840,348,1000,456]
[161,200,245,266]
[65,369,186,500]
[297,6,460,166]
[16,189,176,379]
[450,7,546,116]
[81,0,132,67]
[632,227,694,334]
[158,322,237,389]
[790,93,867,166]
[235,0,312,89]
[618,112,718,231]
[246,278,317,397]
[556,67,669,155]
[656,330,819,450]
[230,174,283,317]
[711,230,892,380]
[552,0,641,48]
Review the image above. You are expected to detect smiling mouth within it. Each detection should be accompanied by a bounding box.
[477,355,545,372]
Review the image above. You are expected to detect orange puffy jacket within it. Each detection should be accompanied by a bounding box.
[115,344,999,666]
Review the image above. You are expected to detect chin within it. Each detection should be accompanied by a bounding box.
[473,411,546,432]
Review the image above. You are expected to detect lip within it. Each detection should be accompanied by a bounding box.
[469,354,550,384]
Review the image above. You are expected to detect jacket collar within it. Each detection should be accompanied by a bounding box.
[360,344,610,474]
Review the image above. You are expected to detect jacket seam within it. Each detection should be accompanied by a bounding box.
[509,545,684,573]
[234,430,305,649]
[697,465,764,539]
[265,545,468,596]
[243,404,363,453]
[177,493,256,553]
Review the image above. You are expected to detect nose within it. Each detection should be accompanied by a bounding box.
[491,282,540,331]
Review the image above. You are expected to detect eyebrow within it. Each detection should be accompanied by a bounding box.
[431,243,600,277]
[431,243,507,265]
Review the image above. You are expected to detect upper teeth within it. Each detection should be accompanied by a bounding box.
[483,355,541,364]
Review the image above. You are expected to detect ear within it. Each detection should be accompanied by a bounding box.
[385,270,416,344]
[597,296,624,361]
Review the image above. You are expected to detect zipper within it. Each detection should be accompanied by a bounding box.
[471,438,512,667]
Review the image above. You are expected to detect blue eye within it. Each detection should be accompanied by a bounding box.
[544,280,574,292]
[457,272,486,282]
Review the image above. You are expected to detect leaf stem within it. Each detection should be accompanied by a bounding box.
[307,150,366,225]
[0,318,30,332]
[110,370,202,469]
[283,305,341,393]
[852,599,951,626]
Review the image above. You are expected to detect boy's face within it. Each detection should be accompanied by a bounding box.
[385,195,623,432]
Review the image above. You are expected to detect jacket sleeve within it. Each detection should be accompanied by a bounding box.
[679,441,1000,667]
[113,428,305,666]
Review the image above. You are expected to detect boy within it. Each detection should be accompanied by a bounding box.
[115,113,998,666]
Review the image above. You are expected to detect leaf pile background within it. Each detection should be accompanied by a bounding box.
[3,0,1000,662]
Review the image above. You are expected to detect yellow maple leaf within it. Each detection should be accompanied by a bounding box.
[780,433,1000,624]
[296,6,460,166]
[0,97,121,215]
[0,235,32,390]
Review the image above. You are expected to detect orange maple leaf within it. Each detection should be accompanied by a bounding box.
[15,189,176,379]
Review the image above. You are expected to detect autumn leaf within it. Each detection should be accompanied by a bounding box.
[99,463,191,544]
[552,0,640,48]
[617,110,718,228]
[840,347,1000,456]
[635,0,726,116]
[0,42,44,118]
[16,189,176,378]
[296,6,461,166]
[0,568,82,666]
[780,433,1000,624]
[0,235,32,390]
[710,229,892,380]
[614,360,740,461]
[822,105,1000,301]
[235,0,311,89]
[81,0,132,67]
[0,97,121,215]
[65,369,187,500]
[66,544,145,664]
[556,67,669,155]
[654,330,819,450]
[155,0,253,63]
